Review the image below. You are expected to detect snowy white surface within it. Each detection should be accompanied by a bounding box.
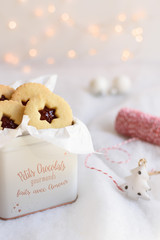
[0,61,160,240]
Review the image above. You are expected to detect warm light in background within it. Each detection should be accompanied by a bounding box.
[118,13,127,22]
[99,34,107,41]
[131,27,143,42]
[45,27,55,37]
[66,18,74,26]
[29,48,38,57]
[8,21,17,30]
[115,24,123,33]
[88,24,100,37]
[0,1,148,66]
[22,65,31,73]
[47,57,55,64]
[132,27,143,36]
[61,13,74,26]
[132,10,146,21]
[48,5,55,13]
[135,35,143,42]
[67,50,76,58]
[121,50,132,61]
[18,0,27,2]
[61,13,70,22]
[34,8,44,17]
[4,53,19,65]
[89,48,97,56]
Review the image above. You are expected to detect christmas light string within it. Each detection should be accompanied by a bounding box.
[2,0,147,72]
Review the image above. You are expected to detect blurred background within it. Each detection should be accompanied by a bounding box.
[1,2,160,239]
[0,0,159,72]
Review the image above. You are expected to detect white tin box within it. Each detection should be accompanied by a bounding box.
[0,135,78,220]
[0,75,93,220]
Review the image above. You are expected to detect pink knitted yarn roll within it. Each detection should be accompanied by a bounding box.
[115,108,160,146]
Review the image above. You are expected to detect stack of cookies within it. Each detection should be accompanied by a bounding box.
[0,83,73,130]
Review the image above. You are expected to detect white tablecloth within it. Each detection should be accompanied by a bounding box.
[0,61,160,240]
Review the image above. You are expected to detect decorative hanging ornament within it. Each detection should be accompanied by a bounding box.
[121,159,151,200]
[110,75,132,94]
[85,138,160,201]
[89,75,132,96]
[89,76,110,96]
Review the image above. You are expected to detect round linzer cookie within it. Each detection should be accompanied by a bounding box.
[11,82,52,106]
[24,94,73,129]
[0,100,24,130]
[0,85,15,101]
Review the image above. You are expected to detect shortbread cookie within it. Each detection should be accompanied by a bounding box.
[24,94,73,129]
[11,83,52,106]
[0,85,15,101]
[0,100,24,130]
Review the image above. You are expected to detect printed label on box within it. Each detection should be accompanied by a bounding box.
[0,137,77,219]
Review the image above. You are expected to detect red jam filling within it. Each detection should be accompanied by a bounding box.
[39,106,58,123]
[0,95,8,101]
[1,115,18,129]
[22,99,29,106]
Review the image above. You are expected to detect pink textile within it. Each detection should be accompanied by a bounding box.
[115,108,160,146]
